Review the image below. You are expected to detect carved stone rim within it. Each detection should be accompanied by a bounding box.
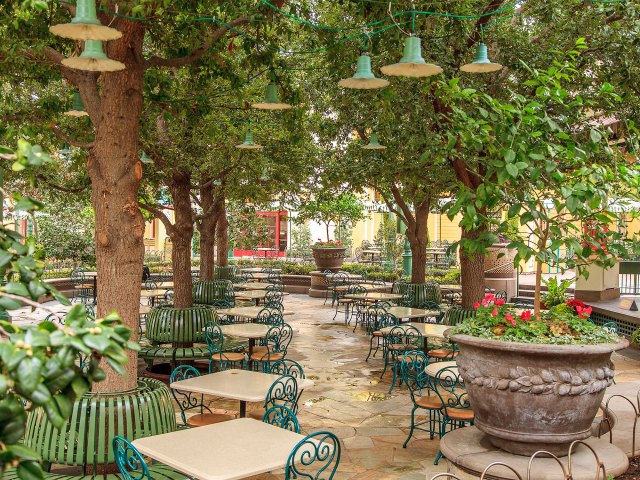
[450,333,628,355]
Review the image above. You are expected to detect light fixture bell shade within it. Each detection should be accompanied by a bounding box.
[252,83,292,110]
[361,132,386,150]
[460,43,503,73]
[50,0,122,41]
[236,130,264,150]
[381,36,442,78]
[62,40,125,72]
[64,92,89,117]
[139,151,153,164]
[338,54,390,90]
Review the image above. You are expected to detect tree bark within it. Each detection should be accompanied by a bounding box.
[460,226,487,309]
[87,20,146,392]
[216,198,229,267]
[168,170,194,308]
[406,201,429,283]
[198,182,217,281]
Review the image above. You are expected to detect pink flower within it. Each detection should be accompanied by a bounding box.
[519,310,532,320]
[495,299,505,306]
[491,308,498,317]
[576,305,593,319]
[473,301,480,309]
[505,313,516,325]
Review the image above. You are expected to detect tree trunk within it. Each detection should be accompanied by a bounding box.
[168,170,194,308]
[216,198,229,267]
[534,259,543,317]
[407,202,429,284]
[325,223,330,242]
[460,226,486,309]
[198,182,216,281]
[87,21,146,392]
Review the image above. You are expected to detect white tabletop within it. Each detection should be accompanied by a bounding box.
[235,282,269,290]
[81,271,97,277]
[379,323,450,339]
[235,290,289,300]
[346,292,403,301]
[133,418,307,480]
[241,268,281,273]
[216,306,293,319]
[140,289,167,297]
[220,323,270,339]
[425,360,458,378]
[170,369,314,402]
[386,306,439,319]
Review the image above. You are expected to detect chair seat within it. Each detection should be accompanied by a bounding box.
[186,412,235,427]
[250,352,285,362]
[337,299,353,305]
[252,345,268,354]
[416,395,445,409]
[211,352,245,362]
[373,331,383,337]
[445,408,475,421]
[428,349,458,359]
[389,343,417,351]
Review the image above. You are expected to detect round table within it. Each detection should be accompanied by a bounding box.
[426,360,458,378]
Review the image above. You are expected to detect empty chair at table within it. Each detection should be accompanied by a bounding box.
[113,436,189,480]
[328,271,350,306]
[251,323,293,371]
[204,321,245,373]
[382,325,423,394]
[71,269,94,304]
[365,310,398,362]
[417,301,443,323]
[269,358,305,380]
[335,283,365,325]
[170,365,234,427]
[262,404,300,433]
[265,289,284,308]
[248,372,299,420]
[256,306,284,325]
[285,431,341,480]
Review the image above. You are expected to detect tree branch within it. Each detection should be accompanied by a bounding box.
[50,125,95,149]
[390,184,415,227]
[35,174,91,194]
[139,202,174,233]
[466,0,507,48]
[144,16,250,69]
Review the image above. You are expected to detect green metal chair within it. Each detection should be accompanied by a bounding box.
[262,404,300,433]
[285,431,341,480]
[417,301,444,323]
[400,350,442,447]
[269,358,305,379]
[113,435,188,480]
[365,309,398,362]
[251,323,293,371]
[256,307,284,326]
[433,366,474,465]
[264,374,300,413]
[335,283,365,325]
[383,325,423,394]
[204,321,245,373]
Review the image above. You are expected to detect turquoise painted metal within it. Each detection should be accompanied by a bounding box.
[69,0,101,26]
[285,431,342,480]
[80,40,109,60]
[338,54,390,89]
[400,36,425,63]
[265,374,299,412]
[204,321,246,372]
[361,132,386,150]
[381,36,443,77]
[460,42,503,73]
[354,54,376,79]
[269,358,306,379]
[236,129,263,149]
[113,436,152,480]
[402,236,412,277]
[262,405,301,433]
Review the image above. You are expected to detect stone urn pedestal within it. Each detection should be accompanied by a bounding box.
[451,333,628,456]
[311,247,346,272]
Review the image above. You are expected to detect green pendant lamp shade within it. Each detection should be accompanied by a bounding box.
[236,130,264,150]
[361,132,386,150]
[213,178,222,186]
[260,166,270,181]
[50,0,121,41]
[62,40,125,72]
[338,54,390,90]
[381,36,443,78]
[139,151,152,164]
[460,43,503,73]
[252,83,292,110]
[64,92,89,117]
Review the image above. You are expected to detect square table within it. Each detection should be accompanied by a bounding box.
[235,290,289,305]
[133,418,307,480]
[386,306,440,322]
[345,292,403,303]
[234,282,269,291]
[379,323,451,354]
[216,306,293,321]
[140,289,168,306]
[220,323,270,357]
[169,369,314,417]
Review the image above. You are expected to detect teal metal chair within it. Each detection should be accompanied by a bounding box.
[335,283,365,325]
[262,404,300,433]
[251,323,293,371]
[417,301,443,323]
[269,358,305,379]
[433,366,475,465]
[285,431,341,480]
[256,307,284,326]
[112,436,188,480]
[365,309,398,362]
[169,365,232,427]
[400,351,442,447]
[204,321,245,372]
[383,325,423,394]
[265,374,300,413]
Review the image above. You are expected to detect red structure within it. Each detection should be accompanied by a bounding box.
[233,211,288,258]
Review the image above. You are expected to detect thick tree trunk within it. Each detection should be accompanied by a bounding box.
[407,202,429,283]
[169,171,194,308]
[198,182,216,281]
[88,21,146,392]
[216,199,229,267]
[460,226,487,309]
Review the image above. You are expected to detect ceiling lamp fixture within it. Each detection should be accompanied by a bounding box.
[338,54,390,90]
[62,40,125,72]
[361,132,386,150]
[460,43,503,73]
[50,0,121,41]
[381,36,442,78]
[236,130,264,150]
[252,83,292,110]
[64,92,89,117]
[139,151,152,164]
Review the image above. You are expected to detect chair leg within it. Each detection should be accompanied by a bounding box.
[434,418,449,465]
[365,336,376,362]
[403,406,418,448]
[388,361,399,394]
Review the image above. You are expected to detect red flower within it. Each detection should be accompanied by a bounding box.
[491,308,498,317]
[519,310,532,320]
[473,301,481,309]
[576,305,592,319]
[505,313,516,325]
[567,298,586,309]
[495,299,505,306]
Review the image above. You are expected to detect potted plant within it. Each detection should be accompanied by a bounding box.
[311,239,347,272]
[450,293,627,455]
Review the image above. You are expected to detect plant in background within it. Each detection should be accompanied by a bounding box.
[541,277,574,309]
[374,215,403,264]
[289,224,313,259]
[313,239,343,248]
[0,141,136,479]
[228,204,271,251]
[455,293,614,345]
[294,191,366,242]
[632,328,640,345]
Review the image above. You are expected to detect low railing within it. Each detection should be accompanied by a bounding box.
[620,261,640,295]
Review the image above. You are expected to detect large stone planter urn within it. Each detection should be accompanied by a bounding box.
[312,247,346,272]
[451,333,628,456]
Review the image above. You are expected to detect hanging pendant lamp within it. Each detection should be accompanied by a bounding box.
[252,83,292,110]
[236,130,264,150]
[361,132,386,150]
[460,43,503,73]
[338,54,390,90]
[64,92,89,117]
[213,178,222,186]
[50,0,121,41]
[260,166,270,181]
[381,36,442,78]
[139,151,152,164]
[62,40,125,72]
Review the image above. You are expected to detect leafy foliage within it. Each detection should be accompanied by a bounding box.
[294,191,365,242]
[541,277,574,308]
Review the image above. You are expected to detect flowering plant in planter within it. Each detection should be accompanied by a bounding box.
[313,239,344,248]
[454,293,616,345]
